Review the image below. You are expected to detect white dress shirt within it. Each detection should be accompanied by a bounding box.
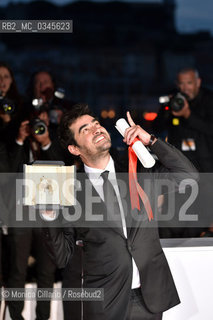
[84,156,141,289]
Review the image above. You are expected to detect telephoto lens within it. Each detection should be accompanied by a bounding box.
[169,92,185,112]
[0,96,15,114]
[30,118,47,135]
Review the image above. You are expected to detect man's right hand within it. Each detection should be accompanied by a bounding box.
[40,210,57,221]
[0,113,11,123]
[16,120,30,143]
[172,98,191,119]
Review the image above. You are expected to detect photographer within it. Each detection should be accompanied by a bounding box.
[6,110,58,320]
[154,67,213,237]
[6,71,76,320]
[26,70,72,126]
[22,70,75,165]
[154,67,213,172]
[9,70,75,170]
[10,110,65,171]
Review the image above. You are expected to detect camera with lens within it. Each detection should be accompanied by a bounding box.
[30,118,47,136]
[30,103,47,136]
[30,88,65,135]
[159,92,186,112]
[32,88,65,112]
[0,92,15,114]
[32,98,48,113]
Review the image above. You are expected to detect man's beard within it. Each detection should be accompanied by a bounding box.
[81,137,111,161]
[94,138,111,157]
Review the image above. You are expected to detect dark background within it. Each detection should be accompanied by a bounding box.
[1,0,213,145]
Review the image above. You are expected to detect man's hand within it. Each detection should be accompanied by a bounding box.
[33,111,51,147]
[40,210,57,221]
[16,120,30,143]
[123,111,156,146]
[0,113,11,123]
[172,99,191,119]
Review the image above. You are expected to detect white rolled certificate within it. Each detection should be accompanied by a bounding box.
[115,118,156,168]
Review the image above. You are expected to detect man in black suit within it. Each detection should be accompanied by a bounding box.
[6,116,58,320]
[44,103,198,320]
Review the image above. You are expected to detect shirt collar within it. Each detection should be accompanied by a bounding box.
[84,156,115,180]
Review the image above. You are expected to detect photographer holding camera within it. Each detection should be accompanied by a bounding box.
[154,67,213,238]
[9,70,75,171]
[27,70,72,126]
[6,109,59,320]
[154,67,213,173]
[6,71,75,320]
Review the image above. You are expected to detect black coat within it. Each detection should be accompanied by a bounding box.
[9,134,71,173]
[44,139,198,320]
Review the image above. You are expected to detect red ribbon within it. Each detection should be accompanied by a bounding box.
[128,138,154,221]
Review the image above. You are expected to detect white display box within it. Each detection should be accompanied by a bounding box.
[23,162,76,207]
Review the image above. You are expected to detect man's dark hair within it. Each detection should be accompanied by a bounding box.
[59,103,93,148]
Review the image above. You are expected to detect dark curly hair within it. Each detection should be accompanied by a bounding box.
[58,103,93,149]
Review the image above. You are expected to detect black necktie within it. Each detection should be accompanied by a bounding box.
[101,171,122,229]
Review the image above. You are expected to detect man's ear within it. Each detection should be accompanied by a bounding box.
[68,145,80,156]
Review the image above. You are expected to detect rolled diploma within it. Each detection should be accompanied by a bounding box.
[115,118,156,168]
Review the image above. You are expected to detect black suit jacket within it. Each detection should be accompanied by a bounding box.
[9,137,69,173]
[44,139,198,320]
